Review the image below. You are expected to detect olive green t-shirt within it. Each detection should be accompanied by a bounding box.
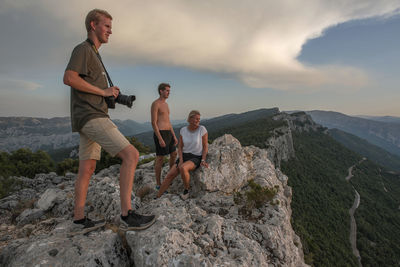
[66,41,109,132]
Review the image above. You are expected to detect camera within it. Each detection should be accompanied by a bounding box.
[106,93,136,109]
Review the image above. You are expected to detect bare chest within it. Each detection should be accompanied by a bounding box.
[158,103,170,116]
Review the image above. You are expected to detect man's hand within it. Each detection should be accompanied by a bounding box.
[173,136,178,146]
[103,86,120,98]
[159,138,166,147]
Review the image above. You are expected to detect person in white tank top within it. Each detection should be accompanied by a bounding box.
[156,110,209,200]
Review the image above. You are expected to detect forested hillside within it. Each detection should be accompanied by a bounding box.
[329,128,400,172]
[281,130,360,266]
[208,116,287,148]
[350,161,400,266]
[307,110,400,157]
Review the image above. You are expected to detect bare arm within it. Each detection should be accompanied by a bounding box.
[201,133,209,168]
[151,101,166,147]
[63,70,119,98]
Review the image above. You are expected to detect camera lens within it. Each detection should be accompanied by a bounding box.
[115,93,136,108]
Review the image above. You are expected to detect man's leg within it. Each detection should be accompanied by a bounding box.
[154,155,164,187]
[74,159,96,220]
[169,151,177,169]
[117,145,139,216]
[117,144,155,230]
[80,118,154,230]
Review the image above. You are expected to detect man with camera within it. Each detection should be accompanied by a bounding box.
[151,83,178,190]
[63,9,155,233]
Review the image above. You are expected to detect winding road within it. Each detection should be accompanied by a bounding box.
[349,189,361,266]
[346,158,365,267]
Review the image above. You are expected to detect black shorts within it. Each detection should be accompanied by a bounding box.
[176,153,202,169]
[154,130,177,156]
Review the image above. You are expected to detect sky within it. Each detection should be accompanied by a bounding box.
[0,0,400,122]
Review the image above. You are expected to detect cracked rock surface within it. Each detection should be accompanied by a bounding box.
[0,135,306,266]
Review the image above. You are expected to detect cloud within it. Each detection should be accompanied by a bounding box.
[1,0,400,91]
[0,78,42,91]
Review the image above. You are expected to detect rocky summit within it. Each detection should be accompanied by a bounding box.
[0,135,307,267]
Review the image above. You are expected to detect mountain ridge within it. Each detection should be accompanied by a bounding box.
[306,110,400,157]
[0,117,152,153]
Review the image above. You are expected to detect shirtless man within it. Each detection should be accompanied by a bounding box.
[151,83,178,189]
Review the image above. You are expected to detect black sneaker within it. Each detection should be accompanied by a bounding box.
[69,217,106,236]
[120,210,156,231]
[180,189,189,200]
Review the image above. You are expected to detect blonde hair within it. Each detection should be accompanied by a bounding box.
[187,110,201,122]
[85,9,113,33]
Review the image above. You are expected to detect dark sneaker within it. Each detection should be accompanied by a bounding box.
[120,210,156,231]
[69,217,106,236]
[180,190,189,200]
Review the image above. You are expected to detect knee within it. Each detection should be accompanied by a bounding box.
[179,165,188,174]
[80,167,95,177]
[121,145,139,163]
[78,161,96,178]
[131,146,139,162]
[88,164,96,174]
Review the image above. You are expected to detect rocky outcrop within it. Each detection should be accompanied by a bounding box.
[284,112,322,133]
[261,112,321,168]
[0,135,307,266]
[264,123,295,168]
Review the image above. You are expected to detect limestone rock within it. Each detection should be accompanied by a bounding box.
[0,134,307,267]
[0,222,129,267]
[265,124,295,168]
[36,188,59,211]
[16,208,44,226]
[123,135,306,266]
[192,134,281,194]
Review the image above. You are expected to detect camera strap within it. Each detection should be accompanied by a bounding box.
[86,38,114,87]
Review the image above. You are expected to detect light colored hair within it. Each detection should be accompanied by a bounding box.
[85,9,113,33]
[187,110,201,122]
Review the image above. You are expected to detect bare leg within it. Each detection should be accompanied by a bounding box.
[156,165,180,198]
[154,155,164,186]
[74,159,96,220]
[179,161,196,190]
[117,145,139,216]
[169,151,177,169]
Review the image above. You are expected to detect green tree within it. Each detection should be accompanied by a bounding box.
[56,158,79,176]
[0,151,17,179]
[9,149,55,178]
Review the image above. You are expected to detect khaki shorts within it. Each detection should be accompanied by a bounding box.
[79,117,130,160]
